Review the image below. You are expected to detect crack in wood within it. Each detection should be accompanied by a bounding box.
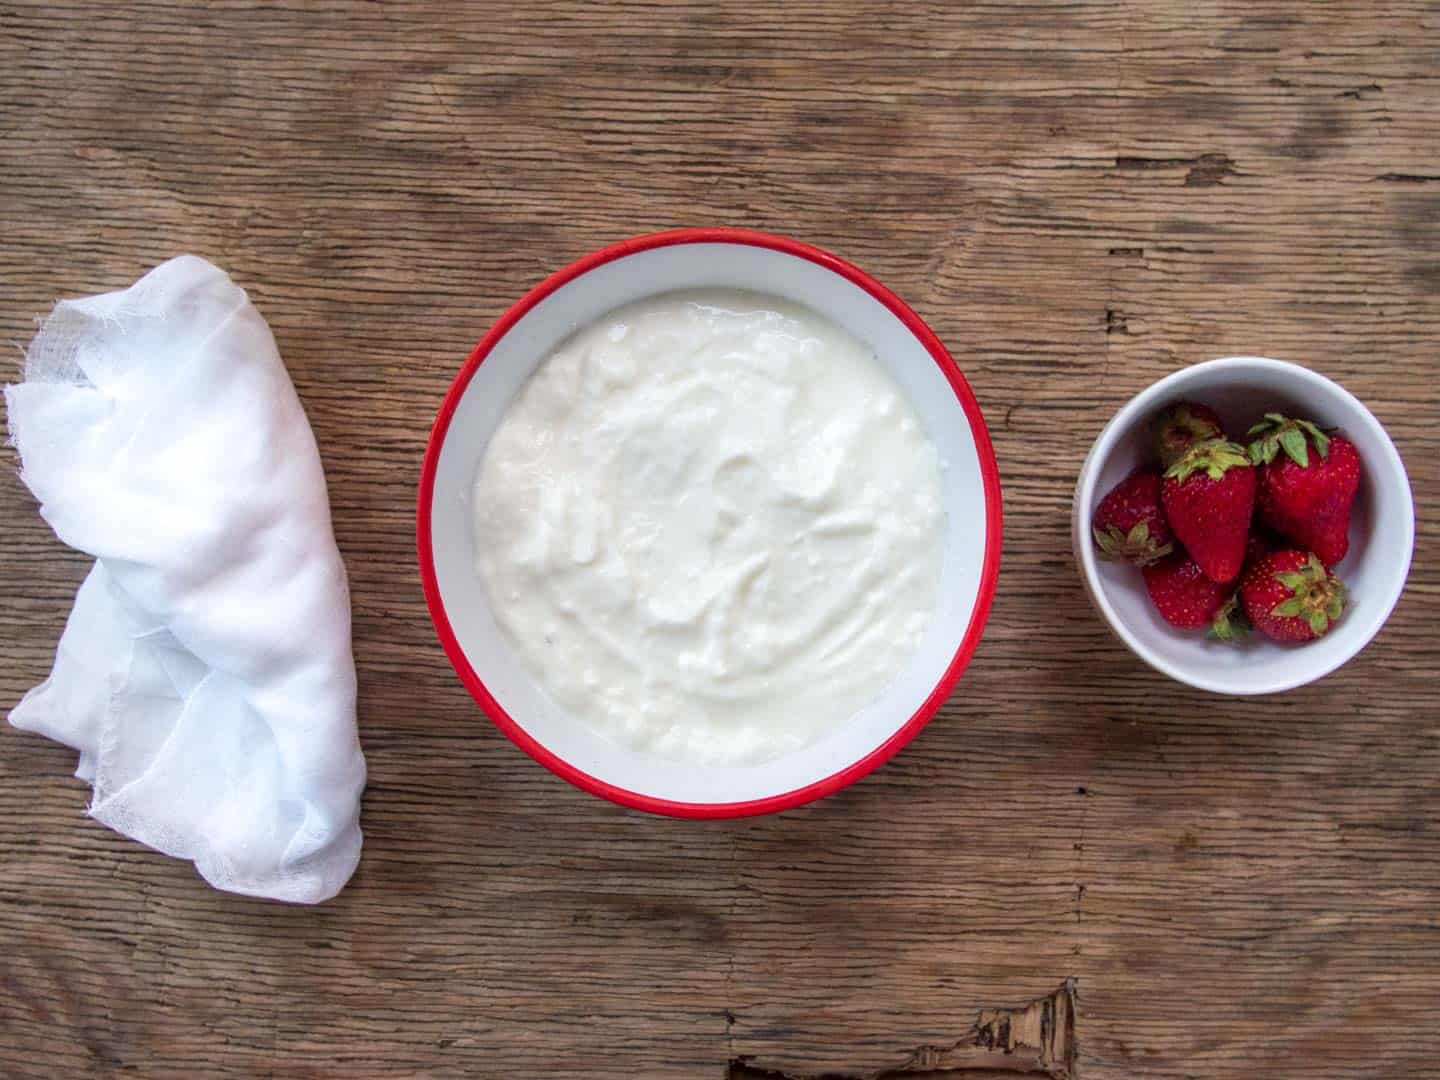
[1338,83,1383,100]
[727,981,1077,1080]
[1113,152,1236,187]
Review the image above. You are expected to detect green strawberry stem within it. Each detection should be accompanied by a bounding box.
[1247,414,1332,468]
[1092,521,1173,566]
[1270,553,1346,635]
[1208,594,1248,642]
[1164,439,1250,482]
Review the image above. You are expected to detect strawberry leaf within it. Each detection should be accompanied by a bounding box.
[1165,439,1251,482]
[1300,421,1331,458]
[1272,597,1306,617]
[1248,414,1333,470]
[1248,433,1279,465]
[1094,523,1171,566]
[1278,428,1309,467]
[1208,595,1249,642]
[1307,610,1329,635]
[1327,578,1347,619]
[1093,525,1119,558]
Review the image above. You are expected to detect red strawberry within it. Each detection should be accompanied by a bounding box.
[1248,414,1361,567]
[1143,553,1232,629]
[1161,439,1257,584]
[1245,527,1280,568]
[1240,549,1347,642]
[1092,467,1175,567]
[1206,528,1282,642]
[1153,401,1225,468]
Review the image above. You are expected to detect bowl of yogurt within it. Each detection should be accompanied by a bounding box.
[419,229,1001,816]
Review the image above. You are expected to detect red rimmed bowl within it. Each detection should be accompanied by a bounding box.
[418,228,1001,817]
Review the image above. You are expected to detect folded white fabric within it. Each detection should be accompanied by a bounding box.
[5,256,365,904]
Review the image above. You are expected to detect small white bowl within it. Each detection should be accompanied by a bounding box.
[1073,356,1414,694]
[420,229,1002,816]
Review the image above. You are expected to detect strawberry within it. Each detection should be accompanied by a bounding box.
[1248,414,1361,567]
[1161,439,1257,584]
[1208,530,1280,641]
[1143,553,1232,629]
[1092,467,1175,566]
[1244,527,1281,569]
[1153,401,1225,468]
[1240,549,1346,642]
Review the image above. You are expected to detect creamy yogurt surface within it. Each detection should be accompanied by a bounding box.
[473,290,944,765]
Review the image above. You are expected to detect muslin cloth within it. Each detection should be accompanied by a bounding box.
[5,256,365,903]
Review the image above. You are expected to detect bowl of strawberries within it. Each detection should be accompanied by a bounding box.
[1073,356,1414,694]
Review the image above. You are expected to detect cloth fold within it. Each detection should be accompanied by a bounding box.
[5,255,365,904]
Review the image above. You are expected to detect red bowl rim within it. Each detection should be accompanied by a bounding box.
[416,227,1003,818]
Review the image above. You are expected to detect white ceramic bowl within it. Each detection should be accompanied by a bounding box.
[419,229,1002,816]
[1073,356,1414,694]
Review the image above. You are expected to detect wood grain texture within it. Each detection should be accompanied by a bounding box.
[1,2,1437,1077]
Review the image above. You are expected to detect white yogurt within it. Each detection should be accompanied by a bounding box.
[473,290,944,764]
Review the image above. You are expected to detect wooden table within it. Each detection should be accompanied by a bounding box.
[2,3,1436,1077]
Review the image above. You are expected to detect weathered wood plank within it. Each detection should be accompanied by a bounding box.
[1,2,1436,1077]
